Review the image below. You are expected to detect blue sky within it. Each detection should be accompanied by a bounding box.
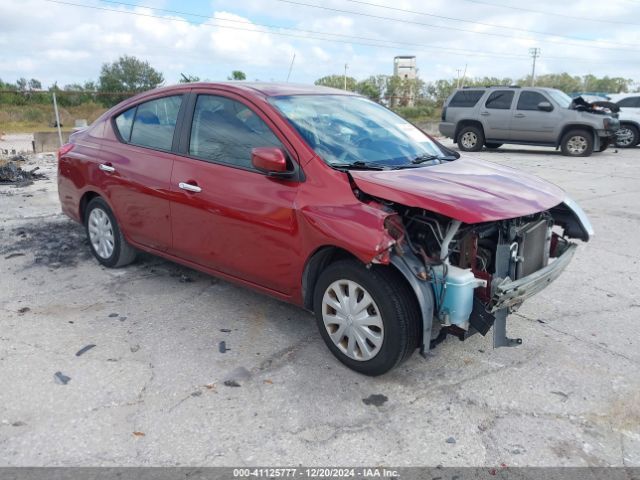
[0,0,638,89]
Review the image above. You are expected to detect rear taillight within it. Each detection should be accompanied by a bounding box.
[57,143,74,162]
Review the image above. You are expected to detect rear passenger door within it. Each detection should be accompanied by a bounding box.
[479,90,515,140]
[100,94,185,251]
[510,91,562,143]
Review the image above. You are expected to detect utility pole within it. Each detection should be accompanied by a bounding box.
[286,53,296,82]
[456,69,462,88]
[344,63,348,90]
[529,48,541,86]
[460,63,468,88]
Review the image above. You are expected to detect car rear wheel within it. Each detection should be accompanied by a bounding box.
[313,259,420,376]
[614,124,639,148]
[485,142,503,149]
[85,197,136,268]
[561,129,593,157]
[457,126,484,152]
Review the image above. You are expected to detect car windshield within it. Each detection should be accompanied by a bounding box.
[269,95,447,168]
[547,89,573,109]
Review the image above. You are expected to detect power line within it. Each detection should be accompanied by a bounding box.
[272,0,639,52]
[458,0,640,26]
[41,0,634,65]
[343,0,640,38]
[37,0,539,61]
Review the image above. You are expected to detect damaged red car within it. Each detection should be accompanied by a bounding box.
[58,83,593,375]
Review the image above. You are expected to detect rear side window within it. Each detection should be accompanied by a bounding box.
[449,90,484,107]
[617,97,640,108]
[189,95,282,169]
[129,95,183,151]
[114,107,135,142]
[517,91,549,111]
[485,90,514,110]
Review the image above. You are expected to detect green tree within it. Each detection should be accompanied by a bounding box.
[228,70,246,81]
[314,74,358,91]
[28,78,42,90]
[98,55,164,106]
[16,77,27,91]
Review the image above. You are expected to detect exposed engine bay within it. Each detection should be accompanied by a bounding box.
[379,201,588,355]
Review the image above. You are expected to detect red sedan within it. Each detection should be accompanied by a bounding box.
[58,82,592,375]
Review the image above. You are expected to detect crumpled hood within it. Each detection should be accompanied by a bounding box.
[350,157,565,223]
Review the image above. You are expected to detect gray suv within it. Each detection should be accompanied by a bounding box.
[439,86,619,156]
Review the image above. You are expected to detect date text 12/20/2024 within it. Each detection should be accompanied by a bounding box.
[233,468,399,478]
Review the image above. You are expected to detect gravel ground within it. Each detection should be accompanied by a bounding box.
[0,142,638,467]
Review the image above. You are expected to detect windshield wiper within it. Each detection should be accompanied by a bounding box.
[330,161,387,171]
[411,154,441,164]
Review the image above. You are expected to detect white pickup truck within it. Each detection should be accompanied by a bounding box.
[609,93,640,148]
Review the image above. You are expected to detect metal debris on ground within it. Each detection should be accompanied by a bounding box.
[54,371,71,385]
[75,344,96,357]
[0,156,45,186]
[219,341,229,353]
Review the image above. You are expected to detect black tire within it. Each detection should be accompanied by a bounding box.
[313,259,420,376]
[457,125,485,152]
[560,129,593,157]
[485,142,503,149]
[614,124,639,148]
[84,197,136,268]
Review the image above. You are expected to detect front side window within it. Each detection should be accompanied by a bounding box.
[269,95,447,168]
[547,89,572,108]
[517,91,550,111]
[485,91,514,110]
[128,95,183,151]
[189,95,282,169]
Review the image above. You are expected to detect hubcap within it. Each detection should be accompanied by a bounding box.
[88,208,115,259]
[321,279,383,361]
[567,135,588,155]
[461,131,478,149]
[616,128,634,147]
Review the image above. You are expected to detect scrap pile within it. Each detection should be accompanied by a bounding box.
[0,155,45,186]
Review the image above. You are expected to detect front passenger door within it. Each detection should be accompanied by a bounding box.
[169,92,301,295]
[510,91,562,143]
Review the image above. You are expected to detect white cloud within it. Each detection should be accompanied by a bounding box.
[0,0,637,88]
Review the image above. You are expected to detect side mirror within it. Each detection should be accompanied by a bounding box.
[537,101,553,112]
[251,147,293,177]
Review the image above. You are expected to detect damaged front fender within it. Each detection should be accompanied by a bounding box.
[550,196,594,241]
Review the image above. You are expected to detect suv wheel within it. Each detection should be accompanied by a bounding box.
[85,197,137,268]
[615,124,639,148]
[313,260,420,376]
[561,129,593,157]
[457,126,484,152]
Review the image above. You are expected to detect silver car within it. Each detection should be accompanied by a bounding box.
[439,86,619,156]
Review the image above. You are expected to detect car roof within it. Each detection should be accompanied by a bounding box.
[138,82,356,98]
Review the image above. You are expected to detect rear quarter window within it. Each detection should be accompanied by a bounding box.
[114,107,135,142]
[449,90,484,108]
[120,95,183,151]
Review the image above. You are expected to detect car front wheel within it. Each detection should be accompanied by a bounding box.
[85,197,136,268]
[561,129,593,157]
[457,126,485,152]
[313,259,420,376]
[614,124,639,148]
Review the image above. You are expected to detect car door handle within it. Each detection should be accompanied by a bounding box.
[178,182,202,193]
[480,111,490,116]
[514,113,526,118]
[99,163,115,173]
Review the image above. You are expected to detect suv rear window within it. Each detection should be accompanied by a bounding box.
[485,91,514,110]
[449,90,484,107]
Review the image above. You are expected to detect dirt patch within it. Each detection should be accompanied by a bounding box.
[0,219,91,268]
